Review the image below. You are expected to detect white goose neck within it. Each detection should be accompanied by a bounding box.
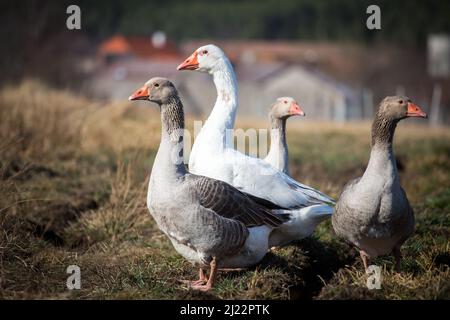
[270,117,287,148]
[206,59,238,132]
[267,117,289,174]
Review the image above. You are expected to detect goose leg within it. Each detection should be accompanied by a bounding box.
[190,257,217,291]
[359,250,370,272]
[393,246,402,273]
[196,268,208,284]
[180,268,207,287]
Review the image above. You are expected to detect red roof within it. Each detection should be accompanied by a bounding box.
[98,35,131,55]
[98,35,180,61]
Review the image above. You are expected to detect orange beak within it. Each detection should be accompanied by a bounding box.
[129,85,149,101]
[406,102,427,118]
[177,51,199,71]
[289,102,306,116]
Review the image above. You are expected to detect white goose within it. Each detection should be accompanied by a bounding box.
[264,97,305,175]
[129,77,289,291]
[178,45,334,247]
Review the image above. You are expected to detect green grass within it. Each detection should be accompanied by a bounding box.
[1,81,449,299]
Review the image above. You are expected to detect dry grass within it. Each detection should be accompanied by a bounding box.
[64,162,151,247]
[0,80,95,161]
[0,80,449,299]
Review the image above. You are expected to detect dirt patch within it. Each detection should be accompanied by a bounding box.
[287,239,356,299]
[252,238,357,300]
[434,252,450,268]
[27,198,98,246]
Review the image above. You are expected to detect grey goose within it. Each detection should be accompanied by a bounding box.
[332,96,427,272]
[264,97,305,175]
[129,77,289,291]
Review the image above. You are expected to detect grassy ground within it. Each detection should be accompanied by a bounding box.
[1,81,449,299]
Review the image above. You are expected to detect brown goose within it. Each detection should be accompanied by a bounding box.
[264,97,305,175]
[129,77,289,291]
[332,96,427,272]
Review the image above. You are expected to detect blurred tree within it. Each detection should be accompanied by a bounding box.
[73,0,450,45]
[1,0,450,85]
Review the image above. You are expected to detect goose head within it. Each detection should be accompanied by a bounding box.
[271,97,305,120]
[378,96,427,121]
[177,44,228,74]
[129,77,178,105]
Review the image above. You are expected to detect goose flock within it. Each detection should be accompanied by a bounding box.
[128,44,428,291]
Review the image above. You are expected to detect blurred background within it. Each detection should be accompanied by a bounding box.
[1,0,450,123]
[1,0,450,300]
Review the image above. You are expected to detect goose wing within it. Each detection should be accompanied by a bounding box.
[187,174,289,228]
[226,149,335,209]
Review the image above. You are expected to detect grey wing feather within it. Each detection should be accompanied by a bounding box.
[191,206,249,258]
[284,177,336,207]
[392,187,415,243]
[332,177,362,241]
[244,193,289,210]
[187,175,289,228]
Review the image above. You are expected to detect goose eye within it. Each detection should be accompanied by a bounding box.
[202,50,208,55]
[398,100,403,104]
[154,83,159,87]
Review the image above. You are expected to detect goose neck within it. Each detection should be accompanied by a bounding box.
[267,115,289,174]
[270,116,287,146]
[363,113,399,181]
[208,60,238,130]
[371,112,397,149]
[154,97,186,179]
[161,97,185,142]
